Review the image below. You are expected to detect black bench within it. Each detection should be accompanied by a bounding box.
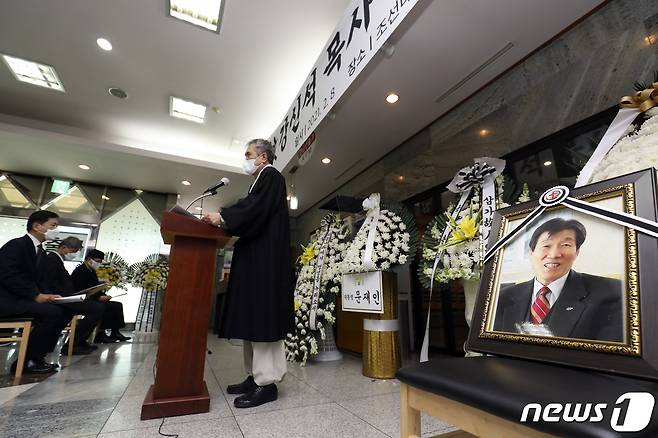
[397,357,658,438]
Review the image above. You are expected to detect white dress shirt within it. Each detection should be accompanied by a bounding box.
[26,233,42,254]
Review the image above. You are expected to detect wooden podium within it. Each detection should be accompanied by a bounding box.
[141,211,231,420]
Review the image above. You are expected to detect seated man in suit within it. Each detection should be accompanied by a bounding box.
[39,237,105,355]
[0,210,69,373]
[71,249,130,342]
[493,218,623,342]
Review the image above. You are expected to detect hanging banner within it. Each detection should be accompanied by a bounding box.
[270,0,421,171]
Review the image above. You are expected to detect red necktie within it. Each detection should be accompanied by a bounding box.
[531,286,551,324]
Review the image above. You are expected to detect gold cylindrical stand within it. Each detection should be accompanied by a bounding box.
[362,271,401,379]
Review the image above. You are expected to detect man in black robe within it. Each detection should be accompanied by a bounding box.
[203,138,293,408]
[71,249,130,342]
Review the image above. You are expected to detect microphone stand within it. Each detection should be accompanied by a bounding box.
[185,191,217,211]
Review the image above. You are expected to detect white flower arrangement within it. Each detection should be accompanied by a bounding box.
[417,176,504,288]
[129,254,170,292]
[339,208,413,274]
[590,107,658,183]
[285,214,350,366]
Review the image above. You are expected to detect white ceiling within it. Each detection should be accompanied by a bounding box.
[0,0,602,216]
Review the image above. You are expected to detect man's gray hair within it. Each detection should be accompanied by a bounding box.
[248,138,276,164]
[59,236,83,250]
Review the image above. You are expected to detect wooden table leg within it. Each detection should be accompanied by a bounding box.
[401,383,421,438]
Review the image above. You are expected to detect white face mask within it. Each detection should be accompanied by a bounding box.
[64,253,77,261]
[242,158,258,175]
[90,260,101,270]
[44,228,59,241]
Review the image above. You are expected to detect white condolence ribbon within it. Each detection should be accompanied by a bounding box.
[361,193,381,271]
[309,215,335,331]
[575,108,639,188]
[420,157,505,362]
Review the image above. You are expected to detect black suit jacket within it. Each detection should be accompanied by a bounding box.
[493,270,624,342]
[0,235,43,314]
[39,252,75,297]
[71,263,100,291]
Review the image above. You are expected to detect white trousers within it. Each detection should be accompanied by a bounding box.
[243,340,287,386]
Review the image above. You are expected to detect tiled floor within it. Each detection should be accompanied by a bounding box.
[0,334,456,437]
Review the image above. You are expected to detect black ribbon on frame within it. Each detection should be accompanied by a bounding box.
[483,186,658,265]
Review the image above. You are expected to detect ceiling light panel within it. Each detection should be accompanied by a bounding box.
[170,96,207,124]
[1,54,65,92]
[169,0,223,32]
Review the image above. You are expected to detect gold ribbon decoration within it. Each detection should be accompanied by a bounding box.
[619,81,658,113]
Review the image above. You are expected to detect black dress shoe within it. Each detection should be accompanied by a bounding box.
[234,383,278,408]
[10,359,55,374]
[95,333,119,344]
[110,330,131,341]
[226,375,256,395]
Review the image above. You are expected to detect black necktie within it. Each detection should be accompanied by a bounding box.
[36,244,46,266]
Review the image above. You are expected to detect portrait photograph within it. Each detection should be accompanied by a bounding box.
[489,195,627,344]
[467,169,658,380]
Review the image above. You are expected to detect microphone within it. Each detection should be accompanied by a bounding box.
[185,177,230,211]
[204,177,230,194]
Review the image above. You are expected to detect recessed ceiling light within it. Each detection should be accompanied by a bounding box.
[397,175,405,182]
[108,87,128,99]
[101,195,110,201]
[96,38,113,51]
[195,206,203,211]
[321,157,331,164]
[386,93,399,104]
[78,164,91,170]
[170,96,207,124]
[181,180,191,186]
[169,0,223,32]
[479,129,490,137]
[544,160,553,166]
[1,54,65,92]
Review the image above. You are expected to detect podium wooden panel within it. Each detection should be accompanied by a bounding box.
[141,211,231,420]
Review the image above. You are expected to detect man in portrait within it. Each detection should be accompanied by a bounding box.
[493,218,624,342]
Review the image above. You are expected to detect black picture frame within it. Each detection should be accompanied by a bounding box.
[467,168,658,380]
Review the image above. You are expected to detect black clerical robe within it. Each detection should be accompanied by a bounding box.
[218,165,294,342]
